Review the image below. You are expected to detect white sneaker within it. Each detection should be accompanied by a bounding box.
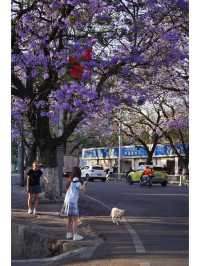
[33,208,37,215]
[66,232,73,240]
[28,208,32,214]
[73,234,84,241]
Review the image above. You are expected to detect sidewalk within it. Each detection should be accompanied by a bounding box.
[11,176,101,263]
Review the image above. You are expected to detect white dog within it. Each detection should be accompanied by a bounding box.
[111,207,125,225]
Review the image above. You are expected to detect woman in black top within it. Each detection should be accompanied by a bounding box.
[27,161,48,215]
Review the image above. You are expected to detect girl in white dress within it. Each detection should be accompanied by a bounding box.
[64,167,86,241]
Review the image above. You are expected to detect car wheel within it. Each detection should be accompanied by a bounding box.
[101,178,106,182]
[128,180,133,185]
[161,181,167,186]
[127,175,133,185]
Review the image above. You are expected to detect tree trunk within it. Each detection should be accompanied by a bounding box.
[39,141,60,200]
[19,141,25,186]
[26,142,37,167]
[146,151,153,165]
[43,167,60,200]
[30,111,82,200]
[39,140,57,167]
[137,135,158,165]
[182,157,189,175]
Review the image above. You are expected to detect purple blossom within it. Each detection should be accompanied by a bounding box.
[137,96,146,106]
[166,117,188,129]
[74,99,82,107]
[31,69,37,78]
[50,0,63,9]
[115,5,126,12]
[176,0,189,10]
[82,71,91,81]
[43,73,49,79]
[62,103,70,110]
[35,100,47,109]
[66,0,82,5]
[125,96,133,106]
[163,32,180,43]
[22,15,32,24]
[111,56,119,65]
[120,67,131,77]
[129,55,144,64]
[96,15,111,23]
[11,0,188,138]
[40,111,48,117]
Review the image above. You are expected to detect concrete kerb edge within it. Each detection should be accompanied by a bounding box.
[12,239,103,264]
[12,247,87,264]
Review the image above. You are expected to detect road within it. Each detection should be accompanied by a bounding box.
[76,181,189,266]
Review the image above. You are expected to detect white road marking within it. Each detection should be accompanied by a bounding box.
[121,193,188,197]
[84,194,146,254]
[84,194,112,211]
[122,217,146,254]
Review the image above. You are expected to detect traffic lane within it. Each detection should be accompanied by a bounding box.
[126,217,188,255]
[84,182,189,218]
[85,181,189,193]
[88,218,136,259]
[81,185,189,258]
[79,210,188,259]
[117,192,188,218]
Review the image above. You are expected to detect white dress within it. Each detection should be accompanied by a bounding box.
[63,177,81,216]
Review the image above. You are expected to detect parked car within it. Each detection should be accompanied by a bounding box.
[81,165,106,182]
[127,165,168,186]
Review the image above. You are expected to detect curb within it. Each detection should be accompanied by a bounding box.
[12,246,87,264]
[12,211,103,265]
[12,238,103,265]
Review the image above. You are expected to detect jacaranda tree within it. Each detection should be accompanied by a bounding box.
[12,0,188,198]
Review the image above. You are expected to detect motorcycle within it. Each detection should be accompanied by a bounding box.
[140,175,152,187]
[106,170,114,181]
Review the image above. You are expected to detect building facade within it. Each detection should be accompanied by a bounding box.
[81,144,187,175]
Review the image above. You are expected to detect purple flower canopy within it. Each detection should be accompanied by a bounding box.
[11,0,188,142]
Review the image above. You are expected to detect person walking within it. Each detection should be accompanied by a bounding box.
[63,166,87,241]
[26,161,48,215]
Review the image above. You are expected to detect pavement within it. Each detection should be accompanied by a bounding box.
[11,174,189,266]
[12,174,102,264]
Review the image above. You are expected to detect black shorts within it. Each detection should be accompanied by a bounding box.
[28,185,42,194]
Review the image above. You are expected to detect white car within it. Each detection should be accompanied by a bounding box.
[81,165,106,182]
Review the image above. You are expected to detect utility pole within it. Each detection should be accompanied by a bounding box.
[118,109,122,179]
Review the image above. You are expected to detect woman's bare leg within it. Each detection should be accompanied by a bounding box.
[28,193,33,210]
[66,217,73,232]
[34,193,39,210]
[72,217,78,236]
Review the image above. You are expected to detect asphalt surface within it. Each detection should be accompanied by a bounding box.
[78,181,189,266]
[12,175,189,266]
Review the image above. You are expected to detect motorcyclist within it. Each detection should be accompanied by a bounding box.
[140,166,154,186]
